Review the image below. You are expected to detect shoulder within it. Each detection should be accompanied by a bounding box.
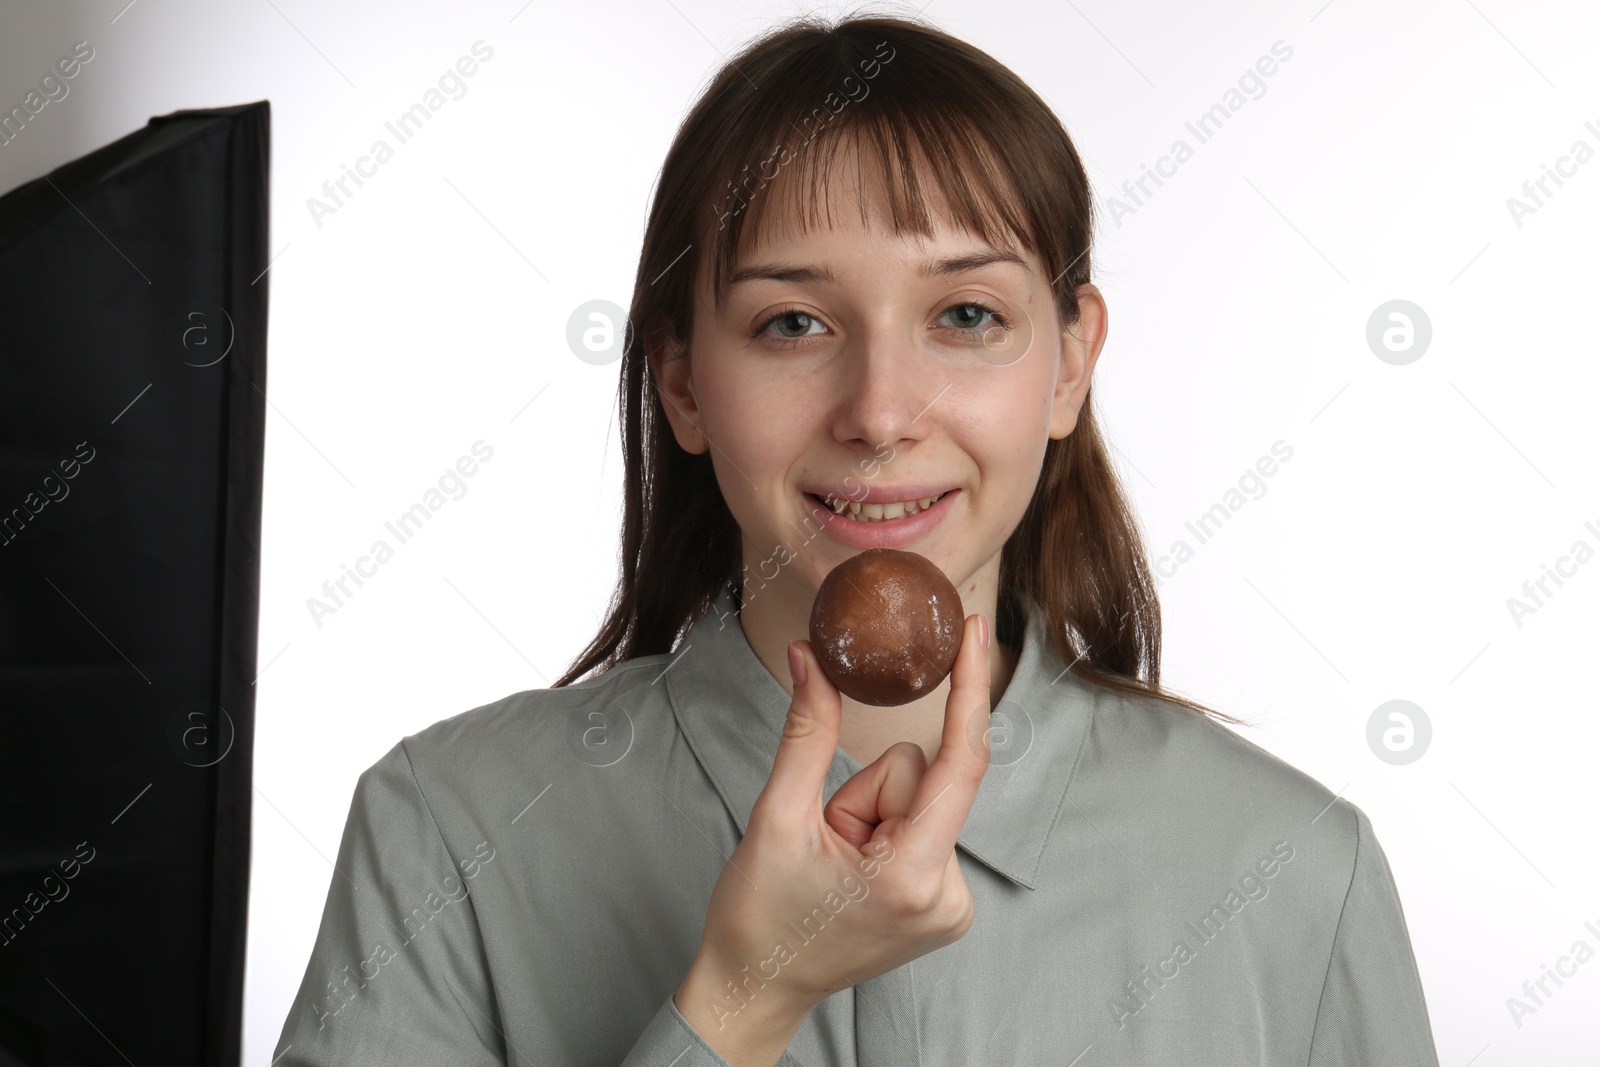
[367,652,681,825]
[1075,677,1372,896]
[417,654,673,749]
[1091,681,1349,825]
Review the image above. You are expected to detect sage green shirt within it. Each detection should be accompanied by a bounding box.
[274,587,1440,1065]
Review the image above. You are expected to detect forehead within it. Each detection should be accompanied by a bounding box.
[723,221,1040,306]
[742,137,1019,253]
[727,241,1035,292]
[706,124,1038,307]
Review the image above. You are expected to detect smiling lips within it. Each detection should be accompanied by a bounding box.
[803,486,959,550]
[819,490,948,523]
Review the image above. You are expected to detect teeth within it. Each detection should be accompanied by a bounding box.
[819,491,946,523]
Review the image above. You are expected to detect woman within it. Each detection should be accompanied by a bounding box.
[275,11,1440,1066]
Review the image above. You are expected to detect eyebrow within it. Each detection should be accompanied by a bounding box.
[728,248,1031,287]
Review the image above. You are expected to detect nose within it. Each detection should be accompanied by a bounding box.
[830,328,934,453]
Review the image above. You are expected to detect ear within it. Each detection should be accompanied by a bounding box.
[645,328,710,455]
[1049,282,1107,440]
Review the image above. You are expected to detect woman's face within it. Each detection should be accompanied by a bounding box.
[652,174,1104,606]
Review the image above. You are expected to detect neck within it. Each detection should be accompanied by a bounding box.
[734,557,1020,768]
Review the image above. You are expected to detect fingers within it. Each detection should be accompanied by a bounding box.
[823,741,928,850]
[874,742,927,824]
[891,614,992,864]
[750,639,841,831]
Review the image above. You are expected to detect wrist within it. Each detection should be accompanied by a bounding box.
[675,949,817,1064]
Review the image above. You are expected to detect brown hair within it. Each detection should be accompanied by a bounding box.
[553,7,1244,727]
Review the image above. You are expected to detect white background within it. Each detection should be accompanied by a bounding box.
[2,0,1596,1062]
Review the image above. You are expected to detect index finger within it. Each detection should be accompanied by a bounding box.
[886,612,992,865]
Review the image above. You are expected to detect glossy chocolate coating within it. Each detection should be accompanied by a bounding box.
[808,548,964,706]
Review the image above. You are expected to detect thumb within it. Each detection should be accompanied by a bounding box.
[823,741,927,850]
[753,639,842,828]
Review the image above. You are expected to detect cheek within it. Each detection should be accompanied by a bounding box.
[971,360,1057,448]
[701,367,809,458]
[959,368,1055,528]
[694,363,818,517]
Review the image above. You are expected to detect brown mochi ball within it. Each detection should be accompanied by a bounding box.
[807,548,964,706]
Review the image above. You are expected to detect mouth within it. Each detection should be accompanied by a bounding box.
[805,489,952,524]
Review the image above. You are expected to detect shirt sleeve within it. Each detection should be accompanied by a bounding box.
[1306,804,1441,1067]
[271,739,507,1065]
[272,739,756,1067]
[618,995,735,1067]
[621,995,822,1067]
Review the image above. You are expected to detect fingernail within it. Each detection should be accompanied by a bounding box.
[788,641,809,687]
[978,614,990,650]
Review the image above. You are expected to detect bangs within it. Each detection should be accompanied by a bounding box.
[703,72,1044,311]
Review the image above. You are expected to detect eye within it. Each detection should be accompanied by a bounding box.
[752,307,825,347]
[751,299,1014,350]
[938,301,1013,337]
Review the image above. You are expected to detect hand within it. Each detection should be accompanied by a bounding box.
[678,613,993,1040]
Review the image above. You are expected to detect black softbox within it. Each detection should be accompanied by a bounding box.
[0,101,270,1067]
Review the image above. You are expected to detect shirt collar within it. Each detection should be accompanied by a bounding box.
[664,586,1093,890]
